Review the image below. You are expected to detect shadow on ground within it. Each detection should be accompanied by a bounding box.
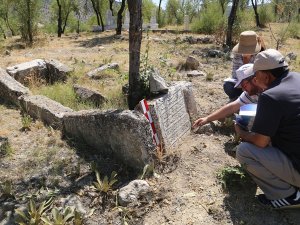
[76,34,124,48]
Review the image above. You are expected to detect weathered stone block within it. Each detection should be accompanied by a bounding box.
[0,68,30,105]
[63,110,155,168]
[73,84,107,106]
[6,59,48,85]
[45,59,72,84]
[19,95,73,129]
[86,63,119,79]
[147,82,194,149]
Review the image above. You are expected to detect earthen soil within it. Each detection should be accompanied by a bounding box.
[0,26,300,224]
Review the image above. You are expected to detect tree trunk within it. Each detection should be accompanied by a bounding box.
[251,0,262,27]
[0,25,7,39]
[90,0,101,25]
[57,0,63,37]
[62,11,71,33]
[116,0,126,35]
[127,0,143,110]
[158,0,162,26]
[4,12,15,36]
[26,0,33,43]
[226,0,239,47]
[109,0,114,16]
[90,0,104,31]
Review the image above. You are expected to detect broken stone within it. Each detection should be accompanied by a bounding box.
[86,63,119,79]
[0,68,30,105]
[45,59,72,84]
[149,68,168,94]
[118,180,152,206]
[6,59,48,85]
[73,84,107,106]
[19,95,73,130]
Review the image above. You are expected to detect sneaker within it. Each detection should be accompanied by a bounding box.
[257,190,300,209]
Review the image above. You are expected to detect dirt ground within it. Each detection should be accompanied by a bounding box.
[0,25,300,224]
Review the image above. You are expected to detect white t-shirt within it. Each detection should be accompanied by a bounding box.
[237,91,258,105]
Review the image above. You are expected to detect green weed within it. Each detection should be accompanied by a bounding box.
[217,165,251,190]
[15,197,53,225]
[93,170,118,194]
[21,114,33,131]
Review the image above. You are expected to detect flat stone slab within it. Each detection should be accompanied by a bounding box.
[147,82,195,149]
[19,95,73,129]
[63,109,155,168]
[6,59,48,85]
[0,68,30,105]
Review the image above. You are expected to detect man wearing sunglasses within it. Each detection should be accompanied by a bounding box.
[193,63,261,128]
[234,49,300,209]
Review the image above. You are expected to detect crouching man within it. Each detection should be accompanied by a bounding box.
[234,49,300,209]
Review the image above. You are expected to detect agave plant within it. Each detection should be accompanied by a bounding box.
[42,207,75,225]
[15,197,53,225]
[93,170,118,193]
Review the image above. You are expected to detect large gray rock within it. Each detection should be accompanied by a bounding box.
[6,59,48,85]
[73,84,107,106]
[118,180,152,206]
[45,59,72,84]
[19,95,73,130]
[0,68,30,105]
[86,63,119,79]
[63,110,155,168]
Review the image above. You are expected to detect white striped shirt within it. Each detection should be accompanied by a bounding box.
[237,91,258,106]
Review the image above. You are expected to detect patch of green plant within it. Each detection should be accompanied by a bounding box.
[140,163,154,180]
[21,114,33,131]
[93,170,118,194]
[191,2,226,34]
[259,4,275,26]
[0,180,14,198]
[15,197,53,225]
[287,21,300,39]
[217,165,251,190]
[42,207,75,225]
[206,72,214,81]
[0,139,13,156]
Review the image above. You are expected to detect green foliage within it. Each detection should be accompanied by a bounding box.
[42,207,74,225]
[15,197,53,225]
[0,180,14,197]
[165,0,183,25]
[93,170,118,194]
[21,114,33,131]
[191,2,226,34]
[259,4,274,26]
[15,0,42,42]
[139,29,152,97]
[35,82,94,111]
[217,165,251,190]
[287,21,300,38]
[140,163,154,180]
[142,0,156,23]
[0,138,13,156]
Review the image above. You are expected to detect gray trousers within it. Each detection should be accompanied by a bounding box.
[236,142,300,200]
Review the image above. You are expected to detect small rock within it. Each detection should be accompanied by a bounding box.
[187,70,206,77]
[118,179,152,206]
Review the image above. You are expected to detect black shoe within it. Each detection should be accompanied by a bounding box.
[257,190,300,209]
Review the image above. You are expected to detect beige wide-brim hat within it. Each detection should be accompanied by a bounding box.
[232,31,261,55]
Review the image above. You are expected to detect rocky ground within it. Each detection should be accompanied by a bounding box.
[0,25,300,224]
